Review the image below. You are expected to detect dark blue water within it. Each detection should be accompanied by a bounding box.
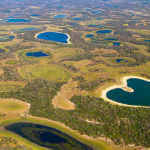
[107,78,150,106]
[105,38,118,41]
[72,18,82,21]
[5,19,31,22]
[97,30,112,34]
[144,40,150,42]
[116,59,124,62]
[54,15,66,19]
[26,52,49,57]
[113,42,120,46]
[37,32,69,44]
[5,122,93,150]
[116,59,128,63]
[86,34,94,38]
[31,15,40,17]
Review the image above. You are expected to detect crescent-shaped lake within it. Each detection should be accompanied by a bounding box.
[107,78,150,106]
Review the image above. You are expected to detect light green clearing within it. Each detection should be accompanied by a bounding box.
[19,65,71,82]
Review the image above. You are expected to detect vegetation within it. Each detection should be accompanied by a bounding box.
[19,65,71,82]
[0,81,150,148]
[1,0,150,149]
[0,136,32,150]
[0,99,29,115]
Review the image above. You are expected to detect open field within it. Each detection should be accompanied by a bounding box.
[50,47,83,62]
[0,99,30,115]
[52,80,77,110]
[0,81,25,92]
[127,29,150,35]
[18,64,71,82]
[0,69,3,76]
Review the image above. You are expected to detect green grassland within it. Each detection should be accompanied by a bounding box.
[6,60,17,65]
[19,65,71,82]
[0,99,29,114]
[127,29,150,35]
[0,81,24,92]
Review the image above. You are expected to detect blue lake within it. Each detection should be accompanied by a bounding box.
[54,15,67,19]
[86,34,94,38]
[72,18,82,21]
[26,51,49,57]
[113,42,120,46]
[5,19,31,22]
[107,78,150,106]
[105,38,118,41]
[5,122,93,150]
[116,59,128,62]
[31,15,40,17]
[37,32,69,44]
[144,40,150,42]
[97,30,112,34]
[116,59,124,62]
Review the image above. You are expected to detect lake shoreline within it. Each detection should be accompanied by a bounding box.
[35,31,71,44]
[101,76,150,108]
[1,115,111,150]
[0,99,146,150]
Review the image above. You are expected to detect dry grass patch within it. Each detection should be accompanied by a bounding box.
[52,80,77,110]
[127,29,150,35]
[0,81,25,92]
[51,47,83,62]
[0,99,30,116]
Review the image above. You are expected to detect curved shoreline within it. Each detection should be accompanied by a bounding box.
[1,115,108,150]
[0,98,146,150]
[35,31,71,44]
[101,76,150,108]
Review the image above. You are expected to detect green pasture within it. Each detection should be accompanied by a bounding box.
[19,64,71,82]
[0,82,24,92]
